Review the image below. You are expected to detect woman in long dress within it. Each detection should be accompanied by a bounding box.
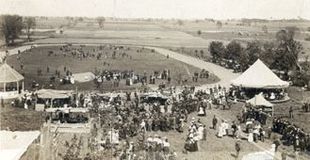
[197,125,204,140]
[217,120,225,138]
[248,129,254,142]
[198,107,205,116]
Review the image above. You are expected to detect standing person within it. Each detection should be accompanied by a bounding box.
[212,115,218,130]
[231,121,237,138]
[202,125,207,141]
[235,140,241,159]
[289,106,294,119]
[274,137,281,152]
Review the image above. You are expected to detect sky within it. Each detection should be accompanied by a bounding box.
[0,0,309,20]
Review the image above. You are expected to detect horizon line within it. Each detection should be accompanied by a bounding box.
[1,14,309,21]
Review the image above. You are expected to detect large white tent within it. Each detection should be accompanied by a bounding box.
[231,59,289,89]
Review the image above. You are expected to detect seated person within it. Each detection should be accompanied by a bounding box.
[269,92,275,100]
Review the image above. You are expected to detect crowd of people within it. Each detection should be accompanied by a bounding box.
[229,87,288,101]
[87,87,198,159]
[86,84,245,159]
[94,69,172,88]
[12,79,310,159]
[272,118,310,152]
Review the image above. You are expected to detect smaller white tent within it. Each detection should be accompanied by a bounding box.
[246,93,273,107]
[231,59,289,88]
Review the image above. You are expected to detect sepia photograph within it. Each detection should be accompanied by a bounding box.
[0,0,310,160]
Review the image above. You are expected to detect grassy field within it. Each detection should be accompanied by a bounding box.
[6,45,219,91]
[273,87,310,132]
[0,105,46,131]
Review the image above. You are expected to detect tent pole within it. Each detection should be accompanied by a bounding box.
[51,98,53,108]
[17,81,19,93]
[3,83,6,92]
[22,81,24,92]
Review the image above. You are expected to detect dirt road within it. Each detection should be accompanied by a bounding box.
[146,46,240,88]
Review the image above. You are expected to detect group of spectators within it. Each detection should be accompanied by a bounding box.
[82,84,235,159]
[94,69,172,88]
[184,118,207,152]
[229,87,287,101]
[272,118,310,152]
[87,87,198,159]
[192,69,210,82]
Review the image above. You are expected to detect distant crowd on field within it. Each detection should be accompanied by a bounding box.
[13,44,212,89]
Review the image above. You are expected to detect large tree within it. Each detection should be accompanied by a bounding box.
[225,41,243,60]
[209,41,225,61]
[1,15,23,45]
[260,41,276,66]
[239,51,250,71]
[24,17,36,41]
[272,28,303,71]
[244,41,262,64]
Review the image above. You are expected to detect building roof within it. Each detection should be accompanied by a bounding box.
[0,63,24,83]
[231,59,289,88]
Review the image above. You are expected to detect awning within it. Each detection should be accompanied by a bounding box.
[45,107,88,113]
[36,89,73,99]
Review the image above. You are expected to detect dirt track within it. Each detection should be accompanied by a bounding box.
[146,46,240,88]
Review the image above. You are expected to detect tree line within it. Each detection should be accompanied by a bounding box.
[1,15,36,45]
[208,28,303,72]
